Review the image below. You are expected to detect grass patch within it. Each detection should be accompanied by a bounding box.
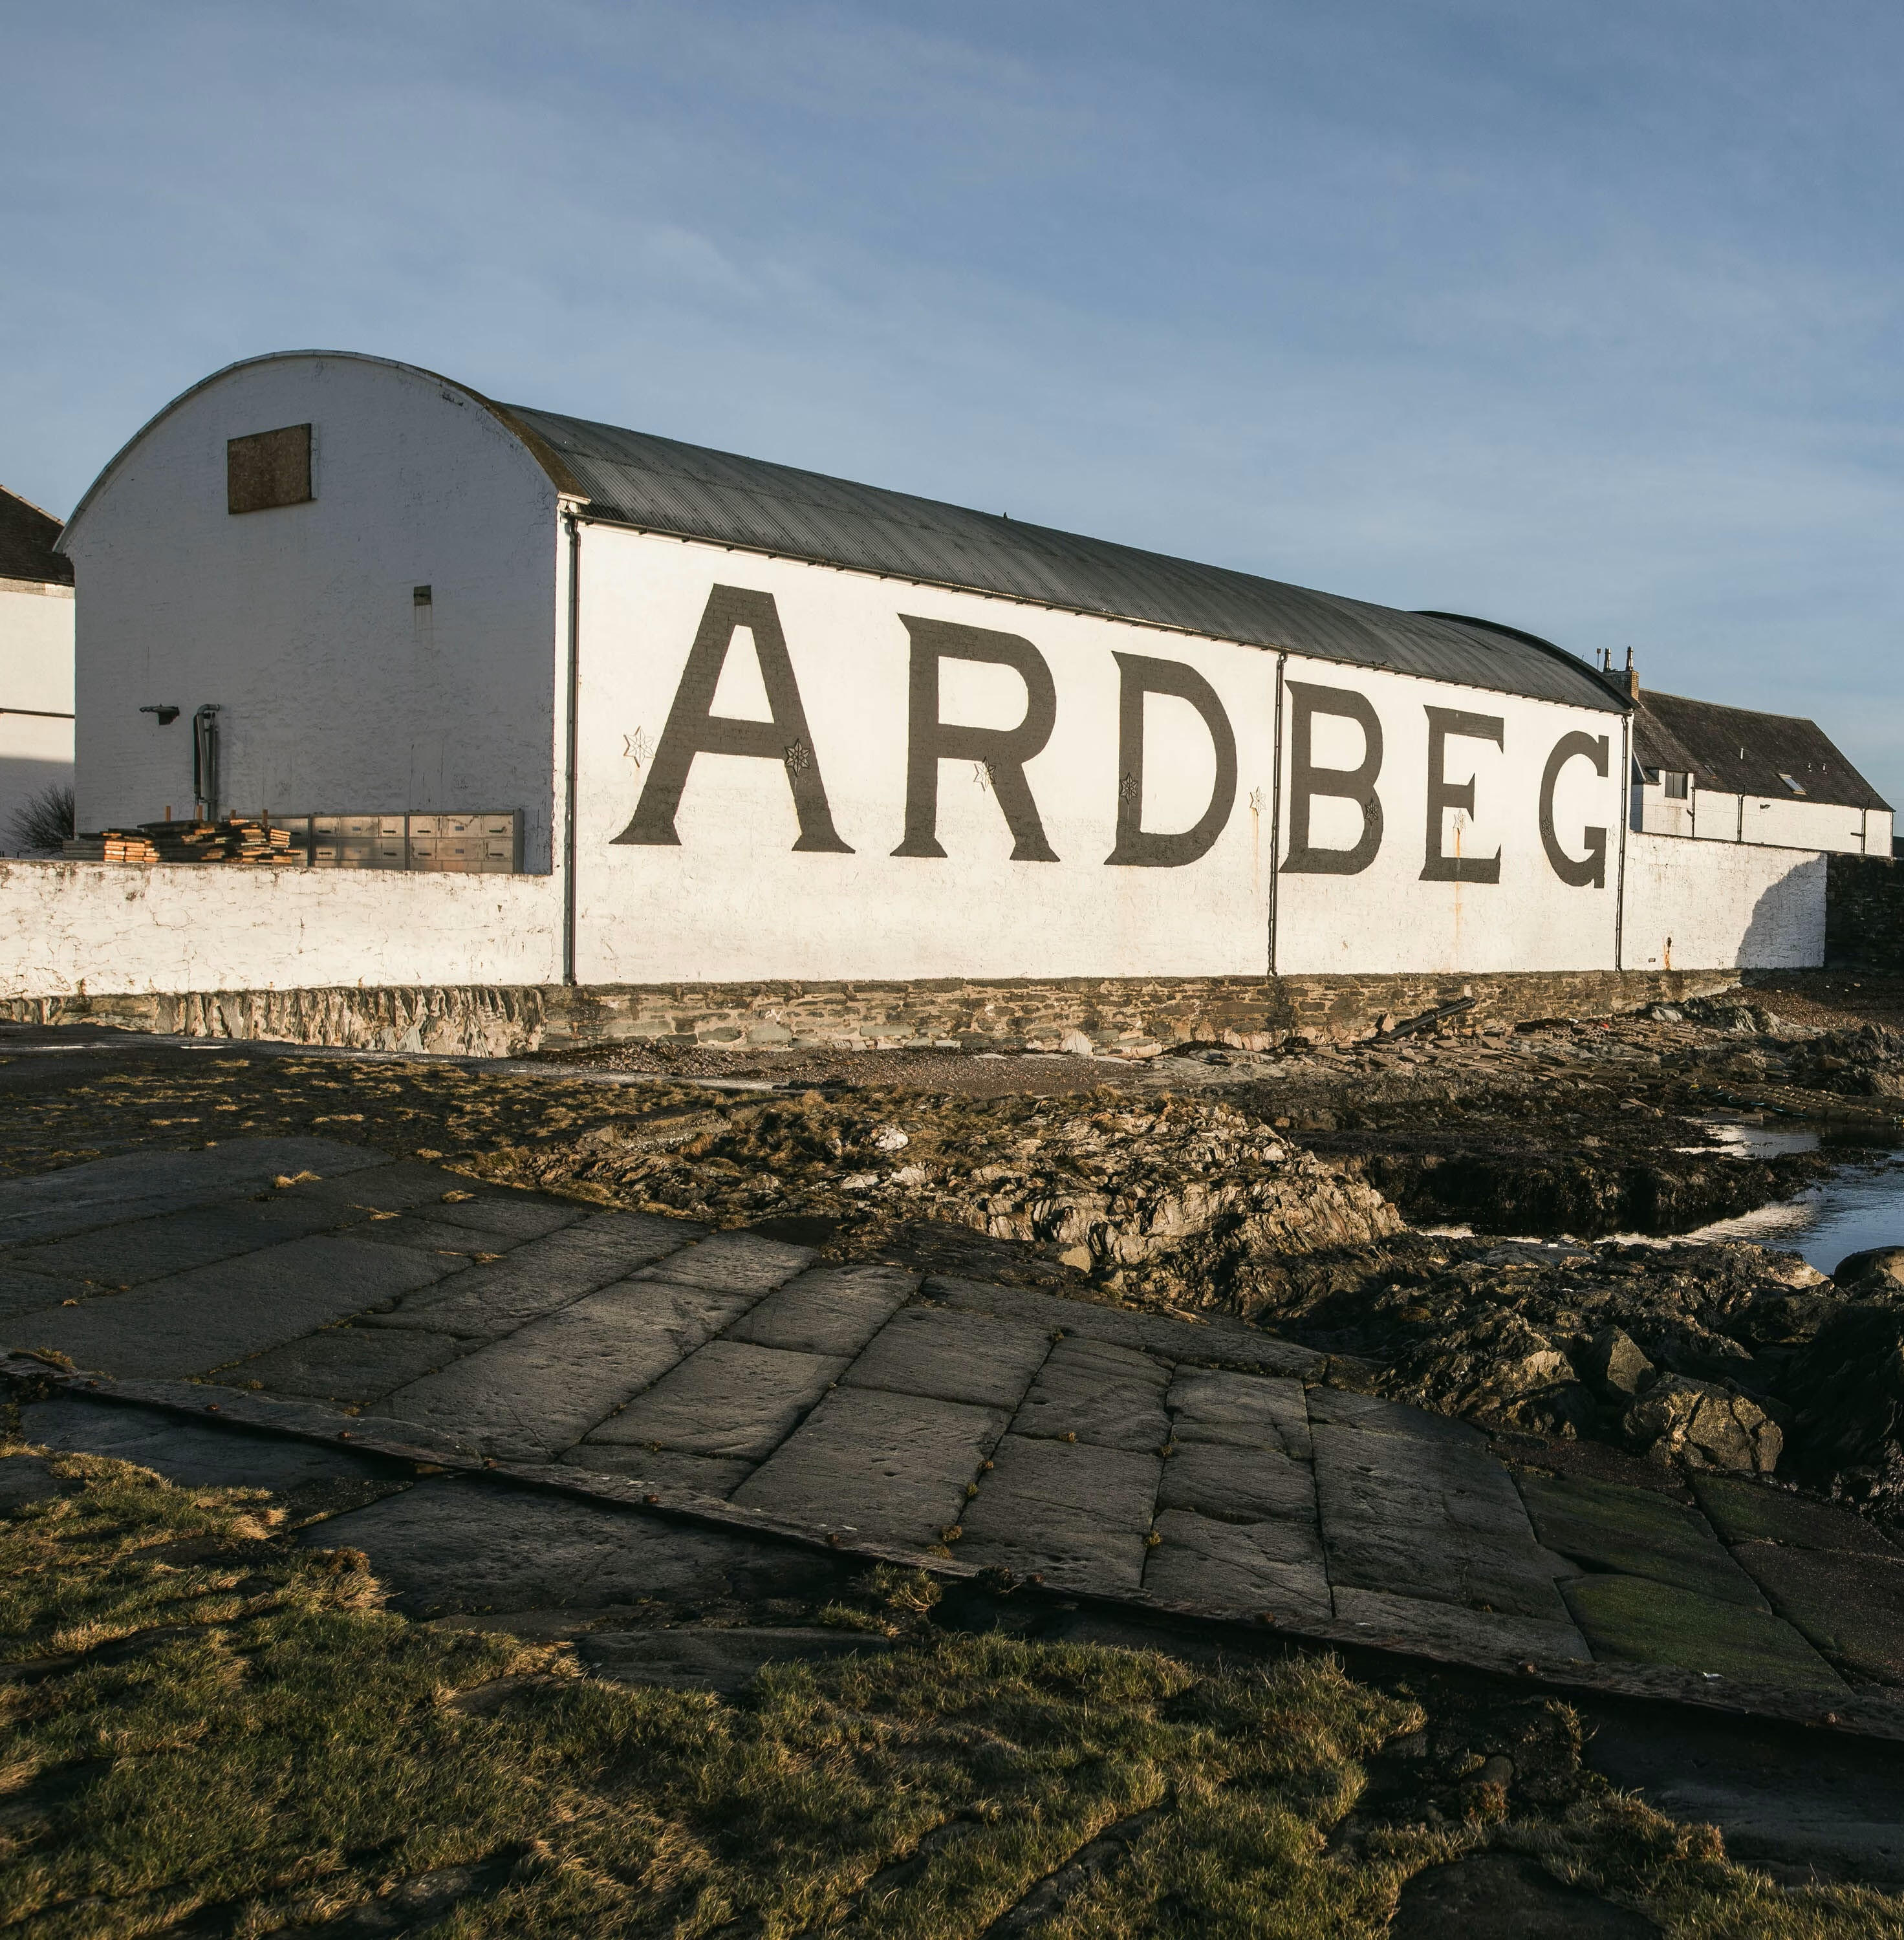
[0,1440,1897,1937]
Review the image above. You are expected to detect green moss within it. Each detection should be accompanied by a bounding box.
[1519,1472,1766,1608]
[1559,1573,1846,1692]
[0,1441,1894,1937]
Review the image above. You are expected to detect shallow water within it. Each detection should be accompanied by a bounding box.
[1684,1118,1904,1272]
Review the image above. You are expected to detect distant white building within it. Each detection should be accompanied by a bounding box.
[1630,684,1890,855]
[0,485,76,854]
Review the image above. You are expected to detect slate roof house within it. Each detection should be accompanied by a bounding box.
[1631,683,1889,854]
[0,484,76,854]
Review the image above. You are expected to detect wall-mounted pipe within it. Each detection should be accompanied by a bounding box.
[561,508,583,986]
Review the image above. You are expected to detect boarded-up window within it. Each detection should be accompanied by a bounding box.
[227,424,312,513]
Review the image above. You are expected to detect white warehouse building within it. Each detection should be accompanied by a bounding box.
[6,348,1879,1031]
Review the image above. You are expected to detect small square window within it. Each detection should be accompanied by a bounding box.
[227,424,312,513]
[1662,771,1689,800]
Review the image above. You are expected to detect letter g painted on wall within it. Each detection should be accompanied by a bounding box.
[1280,682,1383,874]
[1539,731,1610,887]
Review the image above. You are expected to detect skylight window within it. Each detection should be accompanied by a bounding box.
[1778,773,1806,796]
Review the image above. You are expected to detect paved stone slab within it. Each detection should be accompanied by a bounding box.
[925,1273,1325,1376]
[1559,1573,1846,1691]
[405,1194,588,1242]
[843,1304,1053,1410]
[346,1214,535,1260]
[587,1340,847,1458]
[299,1161,558,1218]
[1157,1441,1316,1525]
[1692,1474,1902,1557]
[724,1265,918,1357]
[1314,1424,1574,1623]
[1008,1335,1171,1450]
[731,1387,1004,1546]
[214,1324,472,1406]
[371,1277,765,1460]
[582,1626,893,1696]
[631,1232,815,1295]
[1519,1472,1767,1608]
[1306,1388,1487,1445]
[369,1213,699,1339]
[561,1446,757,1497]
[17,1394,413,1525]
[1334,1585,1590,1663]
[3,1194,360,1288]
[957,1434,1161,1593]
[0,1450,78,1512]
[8,1236,460,1379]
[1143,1507,1331,1621]
[1726,1542,1904,1685]
[306,1474,836,1616]
[0,1265,88,1323]
[0,1139,387,1245]
[1165,1369,1312,1460]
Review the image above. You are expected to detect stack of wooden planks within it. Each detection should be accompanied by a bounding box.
[63,819,303,865]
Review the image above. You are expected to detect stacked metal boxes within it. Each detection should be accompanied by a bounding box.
[272,812,522,873]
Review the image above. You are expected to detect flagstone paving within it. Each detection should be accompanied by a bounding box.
[3,1136,1898,1710]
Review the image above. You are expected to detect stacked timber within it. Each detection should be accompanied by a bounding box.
[62,819,303,865]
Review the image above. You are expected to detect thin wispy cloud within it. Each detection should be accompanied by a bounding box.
[3,0,1900,793]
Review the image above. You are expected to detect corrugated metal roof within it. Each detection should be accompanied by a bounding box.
[0,485,72,587]
[498,403,1627,713]
[1636,689,1889,812]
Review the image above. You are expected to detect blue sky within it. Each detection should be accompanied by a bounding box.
[5,1,1902,797]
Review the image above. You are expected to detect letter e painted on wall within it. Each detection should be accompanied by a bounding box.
[1104,652,1237,867]
[1539,731,1610,887]
[613,585,852,852]
[1420,706,1504,884]
[1281,682,1383,874]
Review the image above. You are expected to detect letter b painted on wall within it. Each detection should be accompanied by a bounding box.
[1281,682,1383,874]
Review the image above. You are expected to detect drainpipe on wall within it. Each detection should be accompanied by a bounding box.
[561,507,583,987]
[1614,708,1631,972]
[1267,651,1287,975]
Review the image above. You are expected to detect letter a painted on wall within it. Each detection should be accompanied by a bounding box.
[613,585,852,851]
[1539,731,1610,887]
[1280,682,1383,874]
[1104,652,1237,867]
[891,616,1059,861]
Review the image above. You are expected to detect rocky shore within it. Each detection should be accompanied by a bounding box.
[479,984,1904,1530]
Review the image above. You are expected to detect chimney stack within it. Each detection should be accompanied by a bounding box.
[1625,647,1639,701]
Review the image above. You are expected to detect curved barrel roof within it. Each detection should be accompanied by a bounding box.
[499,401,1626,714]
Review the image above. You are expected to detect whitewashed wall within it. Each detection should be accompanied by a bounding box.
[572,530,1281,982]
[568,530,1628,982]
[62,354,563,867]
[1687,790,1884,854]
[1621,832,1826,970]
[1270,655,1623,974]
[0,861,561,997]
[0,580,76,853]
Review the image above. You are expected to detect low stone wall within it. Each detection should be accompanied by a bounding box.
[1,967,1744,1057]
[1826,852,1904,971]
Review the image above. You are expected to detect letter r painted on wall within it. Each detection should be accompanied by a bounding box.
[891,616,1059,861]
[1421,706,1504,883]
[613,585,852,852]
[1280,682,1383,874]
[1539,731,1610,887]
[1105,653,1238,867]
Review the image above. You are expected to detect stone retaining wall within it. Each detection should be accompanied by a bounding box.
[1,967,1744,1057]
[1826,852,1904,971]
